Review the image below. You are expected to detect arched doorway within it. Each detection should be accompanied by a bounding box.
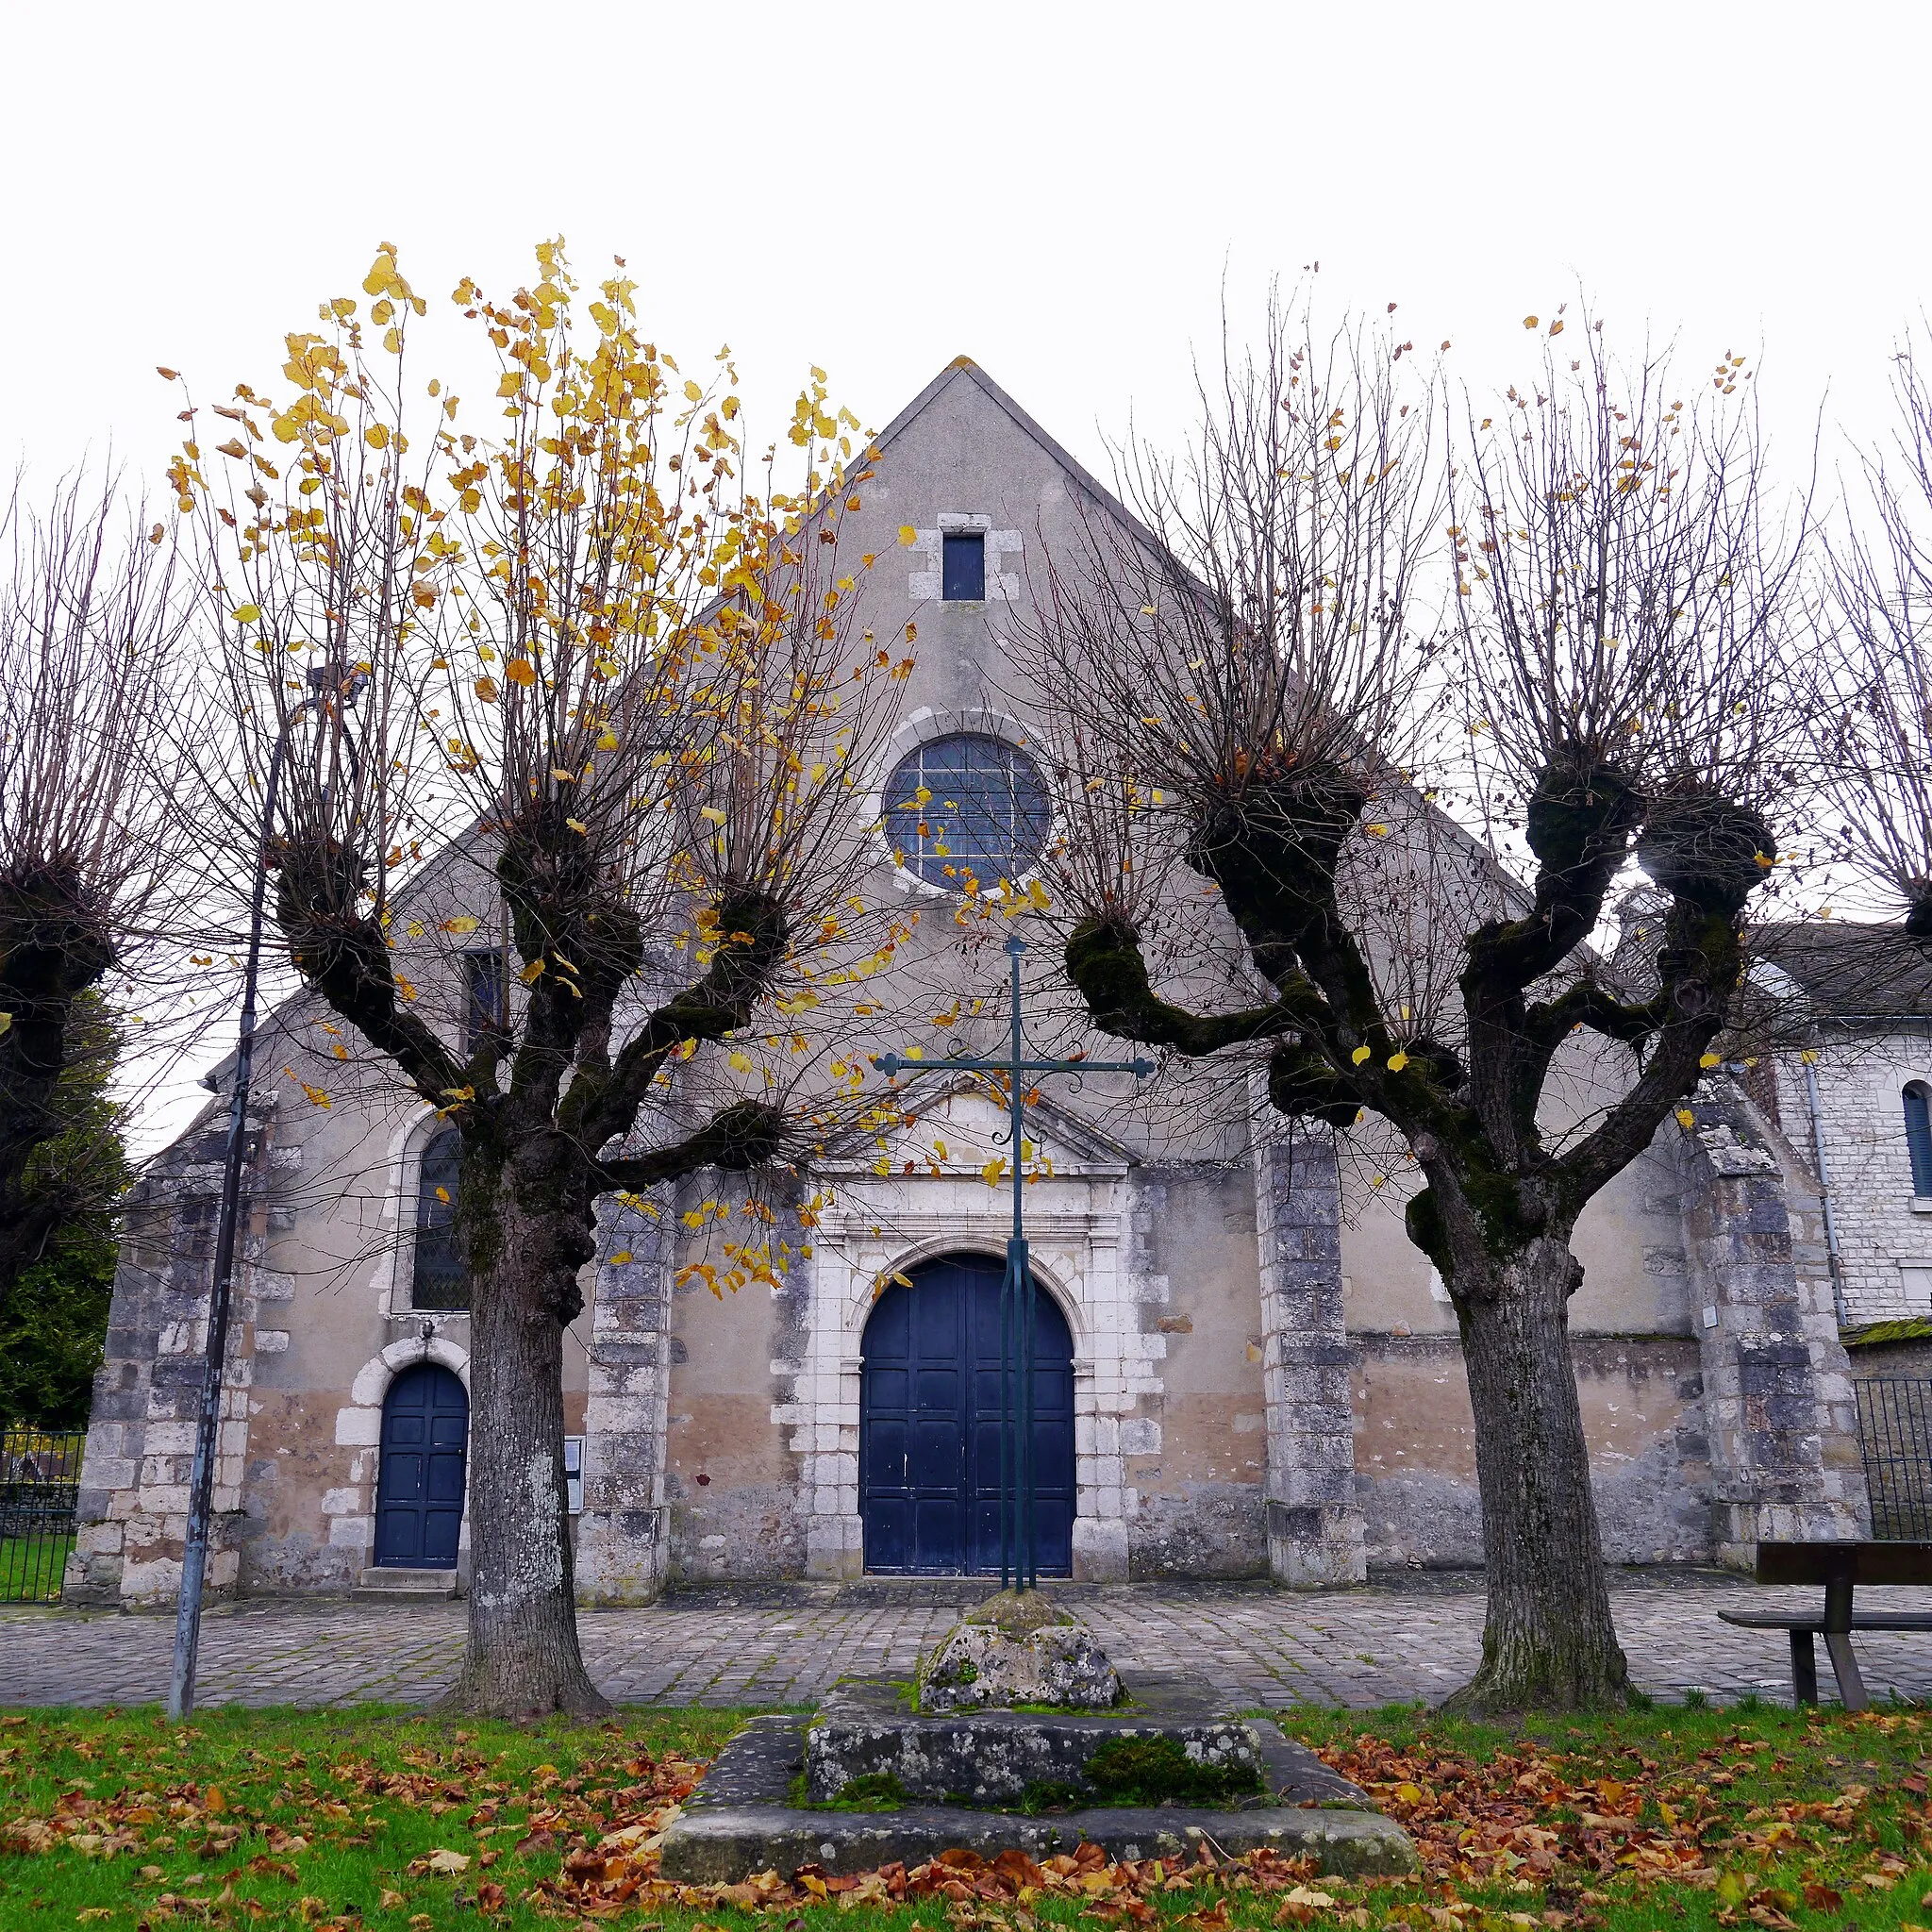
[374,1362,469,1568]
[858,1252,1074,1575]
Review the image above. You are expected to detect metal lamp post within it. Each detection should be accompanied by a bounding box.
[168,665,366,1721]
[876,933,1153,1592]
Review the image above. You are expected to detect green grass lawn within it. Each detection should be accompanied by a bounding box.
[0,1535,71,1604]
[3,1696,1931,1929]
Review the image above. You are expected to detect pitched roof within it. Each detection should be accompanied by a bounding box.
[867,356,1161,550]
[1752,923,1932,1021]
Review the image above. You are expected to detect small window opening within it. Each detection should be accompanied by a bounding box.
[412,1127,471,1310]
[1907,1084,1932,1196]
[464,948,507,1054]
[941,531,986,601]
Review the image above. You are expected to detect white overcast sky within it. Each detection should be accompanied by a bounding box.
[5,0,1927,502]
[8,0,1926,1148]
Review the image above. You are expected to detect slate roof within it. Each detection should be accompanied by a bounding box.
[1752,923,1932,1021]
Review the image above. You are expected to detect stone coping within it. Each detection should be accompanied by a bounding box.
[659,1713,1414,1881]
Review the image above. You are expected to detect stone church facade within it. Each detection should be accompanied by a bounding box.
[64,360,1903,1609]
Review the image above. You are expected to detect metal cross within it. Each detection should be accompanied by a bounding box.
[875,933,1154,1591]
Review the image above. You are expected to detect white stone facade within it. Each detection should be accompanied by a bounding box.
[1775,1036,1932,1326]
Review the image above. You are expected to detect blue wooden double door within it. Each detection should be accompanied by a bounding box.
[374,1362,468,1568]
[858,1252,1075,1575]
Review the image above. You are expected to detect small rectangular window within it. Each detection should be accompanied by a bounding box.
[564,1436,584,1515]
[941,531,986,601]
[464,948,507,1054]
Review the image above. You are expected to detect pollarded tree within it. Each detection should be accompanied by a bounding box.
[173,242,910,1714]
[1029,308,1802,1710]
[0,474,192,1316]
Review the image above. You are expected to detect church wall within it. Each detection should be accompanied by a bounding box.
[1774,1035,1932,1326]
[1349,1334,1710,1567]
[1119,1163,1269,1578]
[662,1228,808,1584]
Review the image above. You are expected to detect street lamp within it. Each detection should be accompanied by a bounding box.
[168,663,367,1721]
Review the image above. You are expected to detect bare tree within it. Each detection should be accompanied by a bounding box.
[174,243,910,1714]
[1816,329,1932,930]
[0,473,192,1314]
[1029,305,1803,1710]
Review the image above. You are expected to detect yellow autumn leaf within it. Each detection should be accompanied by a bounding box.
[981,1157,1007,1188]
[474,675,498,702]
[435,1186,451,1204]
[232,603,263,624]
[610,1250,633,1265]
[566,818,588,834]
[1699,1052,1722,1068]
[598,729,619,750]
[898,525,918,546]
[504,658,537,686]
[1388,1051,1408,1072]
[1351,1045,1372,1065]
[0,1014,10,1037]
[519,958,546,984]
[700,806,727,824]
[1676,1108,1696,1128]
[1366,824,1390,838]
[441,916,480,934]
[300,1083,332,1109]
[728,1050,753,1073]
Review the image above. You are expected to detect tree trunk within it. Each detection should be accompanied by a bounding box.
[444,1195,609,1717]
[1447,1235,1630,1712]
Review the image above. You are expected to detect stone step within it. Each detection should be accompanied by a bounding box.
[354,1567,460,1601]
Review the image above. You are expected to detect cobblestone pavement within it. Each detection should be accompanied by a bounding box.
[7,1574,1932,1711]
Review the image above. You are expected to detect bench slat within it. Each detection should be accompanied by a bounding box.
[1756,1541,1932,1587]
[1718,1610,1932,1631]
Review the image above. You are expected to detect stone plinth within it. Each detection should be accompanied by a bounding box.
[808,1673,1261,1807]
[661,1709,1413,1882]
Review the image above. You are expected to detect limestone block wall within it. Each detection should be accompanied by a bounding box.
[64,1095,281,1607]
[1254,1121,1364,1585]
[1774,1036,1932,1326]
[575,1191,675,1603]
[1679,1079,1870,1563]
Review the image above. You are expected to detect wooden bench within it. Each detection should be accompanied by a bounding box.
[1717,1541,1932,1709]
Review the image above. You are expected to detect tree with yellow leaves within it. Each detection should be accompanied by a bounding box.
[171,242,910,1713]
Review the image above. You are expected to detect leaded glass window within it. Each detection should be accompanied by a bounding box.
[412,1127,471,1310]
[882,734,1051,891]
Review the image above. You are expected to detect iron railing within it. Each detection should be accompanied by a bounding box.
[0,1424,85,1603]
[1856,1379,1932,1540]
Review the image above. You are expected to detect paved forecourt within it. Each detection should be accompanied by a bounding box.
[5,1575,1932,1712]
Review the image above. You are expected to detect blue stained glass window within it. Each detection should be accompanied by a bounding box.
[1906,1084,1932,1197]
[941,531,987,601]
[882,734,1051,891]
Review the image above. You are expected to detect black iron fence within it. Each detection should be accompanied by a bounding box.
[1856,1379,1932,1540]
[0,1424,85,1603]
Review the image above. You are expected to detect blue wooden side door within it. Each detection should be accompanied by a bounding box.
[859,1253,1074,1575]
[374,1362,469,1568]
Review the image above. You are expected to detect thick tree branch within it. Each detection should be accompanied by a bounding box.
[593,1098,789,1195]
[1554,897,1745,1202]
[275,847,465,1109]
[1063,914,1312,1056]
